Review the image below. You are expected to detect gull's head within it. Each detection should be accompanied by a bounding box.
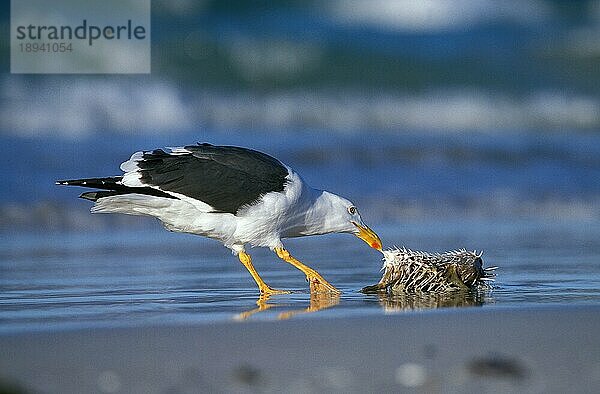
[315,192,382,251]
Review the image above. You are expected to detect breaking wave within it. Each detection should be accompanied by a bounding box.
[2,76,599,137]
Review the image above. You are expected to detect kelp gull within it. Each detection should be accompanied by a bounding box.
[57,143,382,295]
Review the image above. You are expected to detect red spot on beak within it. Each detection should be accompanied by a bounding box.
[353,222,382,251]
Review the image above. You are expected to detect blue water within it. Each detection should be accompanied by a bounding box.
[3,130,600,209]
[2,218,600,333]
[1,130,600,332]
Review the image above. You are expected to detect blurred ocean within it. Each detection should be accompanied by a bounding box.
[1,130,599,229]
[1,0,600,330]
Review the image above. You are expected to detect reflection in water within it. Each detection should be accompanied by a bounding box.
[374,290,491,312]
[234,292,341,321]
[234,289,491,321]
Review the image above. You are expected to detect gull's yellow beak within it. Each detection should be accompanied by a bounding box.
[353,222,382,251]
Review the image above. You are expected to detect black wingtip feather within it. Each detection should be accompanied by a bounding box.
[58,176,179,200]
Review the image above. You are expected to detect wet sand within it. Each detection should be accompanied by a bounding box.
[1,305,599,393]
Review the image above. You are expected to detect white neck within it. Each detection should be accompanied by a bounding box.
[283,189,352,237]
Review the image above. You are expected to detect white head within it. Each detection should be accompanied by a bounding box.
[305,191,382,250]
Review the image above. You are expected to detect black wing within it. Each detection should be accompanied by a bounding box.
[56,177,178,201]
[135,143,290,214]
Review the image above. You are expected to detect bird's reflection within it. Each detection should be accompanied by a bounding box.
[373,289,490,312]
[234,292,341,321]
[234,288,491,320]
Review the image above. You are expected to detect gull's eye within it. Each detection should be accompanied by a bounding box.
[348,206,357,215]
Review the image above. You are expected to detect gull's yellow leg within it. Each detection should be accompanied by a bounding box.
[274,247,341,294]
[238,251,290,296]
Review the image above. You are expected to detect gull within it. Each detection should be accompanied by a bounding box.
[57,143,382,295]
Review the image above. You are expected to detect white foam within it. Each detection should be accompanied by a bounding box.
[2,76,599,135]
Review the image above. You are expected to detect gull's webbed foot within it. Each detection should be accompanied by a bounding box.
[274,247,341,294]
[306,270,340,294]
[260,285,291,297]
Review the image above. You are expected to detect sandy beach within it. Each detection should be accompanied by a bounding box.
[2,305,599,393]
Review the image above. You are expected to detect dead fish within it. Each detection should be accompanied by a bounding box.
[362,247,497,294]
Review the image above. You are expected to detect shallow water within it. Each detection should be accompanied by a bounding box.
[2,217,599,333]
[1,130,599,332]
